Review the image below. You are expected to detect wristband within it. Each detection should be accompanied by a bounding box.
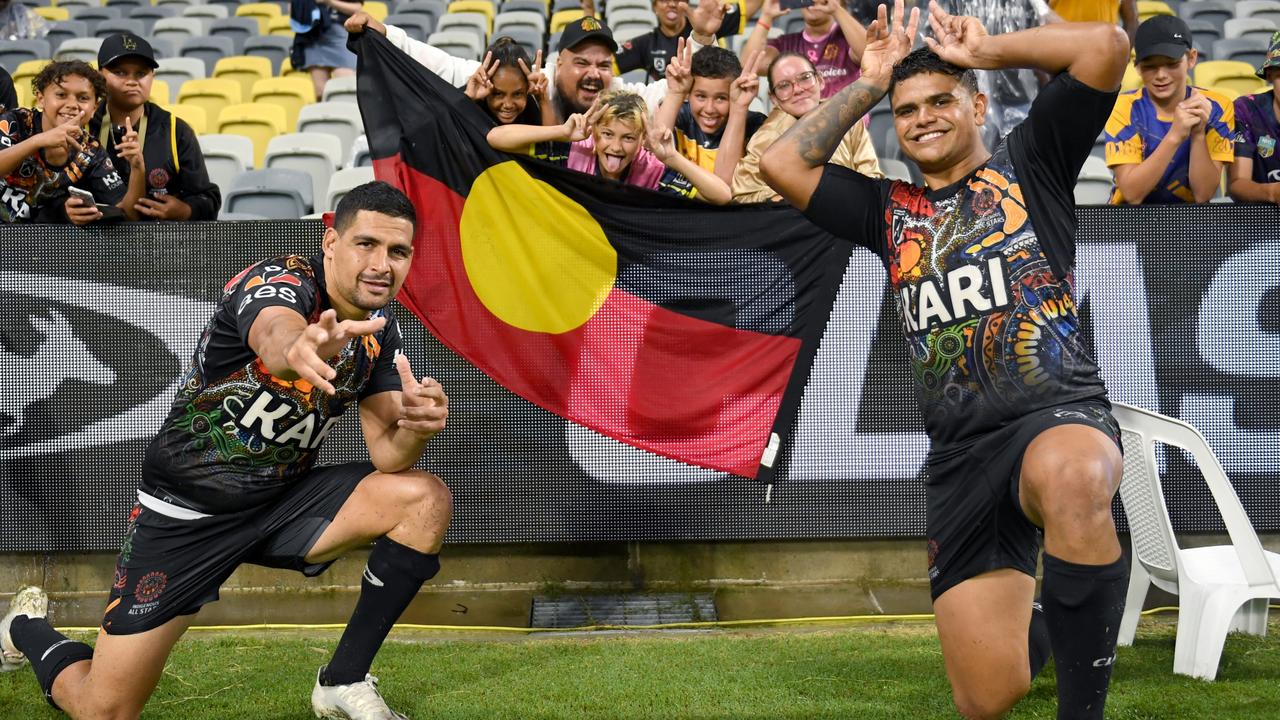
[756,18,771,31]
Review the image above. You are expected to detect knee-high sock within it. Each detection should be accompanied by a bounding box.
[1041,552,1128,720]
[321,537,440,686]
[10,615,95,708]
[1029,599,1051,680]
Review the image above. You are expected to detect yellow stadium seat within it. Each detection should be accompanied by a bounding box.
[1121,63,1142,92]
[33,6,70,21]
[176,78,243,130]
[13,59,49,109]
[150,78,171,105]
[279,57,308,79]
[1196,60,1268,95]
[236,3,282,35]
[1209,85,1242,102]
[550,8,584,33]
[213,55,274,102]
[166,103,209,135]
[267,16,295,37]
[365,0,389,22]
[218,102,287,168]
[250,76,316,131]
[1136,1,1173,22]
[449,0,495,24]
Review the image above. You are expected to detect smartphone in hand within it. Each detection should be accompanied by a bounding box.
[67,186,96,207]
[780,0,814,10]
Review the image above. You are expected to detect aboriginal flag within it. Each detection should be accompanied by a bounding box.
[355,32,851,481]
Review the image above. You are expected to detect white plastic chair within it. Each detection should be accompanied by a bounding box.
[199,133,256,195]
[1112,402,1280,681]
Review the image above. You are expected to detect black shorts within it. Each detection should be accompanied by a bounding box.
[924,400,1120,602]
[103,462,374,635]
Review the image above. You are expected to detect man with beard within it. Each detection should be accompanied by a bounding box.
[346,4,736,122]
[2,181,453,720]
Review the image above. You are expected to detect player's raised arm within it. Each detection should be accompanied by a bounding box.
[761,0,917,209]
[922,0,1128,92]
[250,306,387,395]
[359,354,450,473]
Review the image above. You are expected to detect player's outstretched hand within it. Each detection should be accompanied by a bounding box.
[922,0,988,70]
[860,0,921,85]
[394,353,448,440]
[286,309,387,395]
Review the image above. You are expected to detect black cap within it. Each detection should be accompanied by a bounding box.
[98,33,159,70]
[557,16,617,54]
[1134,15,1193,63]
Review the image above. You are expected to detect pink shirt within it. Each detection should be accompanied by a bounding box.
[767,25,861,99]
[566,135,667,189]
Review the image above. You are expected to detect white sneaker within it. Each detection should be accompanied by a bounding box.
[311,666,409,719]
[1,586,49,672]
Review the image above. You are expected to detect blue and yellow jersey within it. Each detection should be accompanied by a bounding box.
[1104,85,1235,204]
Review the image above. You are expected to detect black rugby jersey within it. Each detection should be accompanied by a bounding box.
[805,73,1117,448]
[142,254,402,513]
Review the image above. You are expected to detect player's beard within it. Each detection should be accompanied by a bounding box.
[349,273,395,312]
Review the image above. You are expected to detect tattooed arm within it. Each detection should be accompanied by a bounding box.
[761,0,918,209]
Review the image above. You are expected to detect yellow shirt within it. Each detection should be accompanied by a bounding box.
[1050,0,1120,24]
[731,105,882,204]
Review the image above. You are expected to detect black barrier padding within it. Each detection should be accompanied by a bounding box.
[0,206,1277,551]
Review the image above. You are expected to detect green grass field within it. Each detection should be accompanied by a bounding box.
[2,617,1278,719]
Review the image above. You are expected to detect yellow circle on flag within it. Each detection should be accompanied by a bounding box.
[460,161,618,334]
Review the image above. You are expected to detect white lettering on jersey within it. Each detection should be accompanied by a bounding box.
[900,256,1010,334]
[234,388,335,451]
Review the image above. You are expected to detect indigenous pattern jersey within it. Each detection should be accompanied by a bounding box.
[804,72,1114,448]
[1233,90,1280,184]
[0,108,126,223]
[142,254,403,513]
[767,26,860,99]
[672,103,767,172]
[1104,85,1235,204]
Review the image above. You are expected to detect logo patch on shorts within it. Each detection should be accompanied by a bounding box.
[134,571,167,603]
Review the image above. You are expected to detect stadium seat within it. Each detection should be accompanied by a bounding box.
[427,29,483,60]
[1111,403,1280,681]
[149,37,178,60]
[223,167,313,217]
[278,57,309,79]
[12,59,46,109]
[609,10,655,42]
[94,18,146,40]
[498,0,547,17]
[54,38,104,64]
[366,0,390,22]
[209,17,263,55]
[780,12,806,34]
[132,6,180,34]
[176,78,242,128]
[166,102,208,134]
[551,0,580,12]
[549,8,584,32]
[217,102,288,168]
[448,0,495,25]
[45,21,89,57]
[499,26,544,59]
[250,76,316,131]
[153,17,206,48]
[198,133,256,196]
[1196,59,1268,94]
[180,35,237,76]
[398,0,448,27]
[265,131,344,211]
[156,56,208,90]
[320,74,359,103]
[297,101,365,148]
[213,55,274,101]
[267,15,295,36]
[1074,155,1112,205]
[494,9,546,34]
[1223,16,1277,40]
[880,158,912,183]
[868,102,894,158]
[32,7,70,22]
[53,0,98,7]
[69,6,119,35]
[1121,63,1143,91]
[1137,0,1174,21]
[0,40,51,71]
[106,0,148,9]
[348,133,371,167]
[236,2,281,35]
[149,78,172,105]
[606,0,654,14]
[325,166,375,212]
[205,0,249,16]
[1212,36,1270,66]
[1235,0,1280,26]
[620,68,646,83]
[437,12,490,47]
[385,12,435,42]
[183,3,231,26]
[1180,1,1233,33]
[242,35,293,75]
[156,0,198,7]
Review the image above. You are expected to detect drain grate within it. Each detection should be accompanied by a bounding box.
[530,593,717,628]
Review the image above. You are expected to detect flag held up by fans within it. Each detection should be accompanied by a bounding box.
[354,31,851,481]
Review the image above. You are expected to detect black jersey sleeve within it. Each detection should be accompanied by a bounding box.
[228,259,322,347]
[1008,72,1118,279]
[82,148,128,206]
[803,163,891,256]
[614,32,653,74]
[0,68,17,113]
[360,311,405,399]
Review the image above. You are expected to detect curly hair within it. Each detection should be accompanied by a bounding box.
[33,60,107,104]
[595,90,648,134]
[691,46,742,80]
[889,47,979,96]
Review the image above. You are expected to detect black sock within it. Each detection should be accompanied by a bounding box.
[321,537,440,686]
[10,615,95,709]
[1029,599,1051,680]
[1041,552,1128,720]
